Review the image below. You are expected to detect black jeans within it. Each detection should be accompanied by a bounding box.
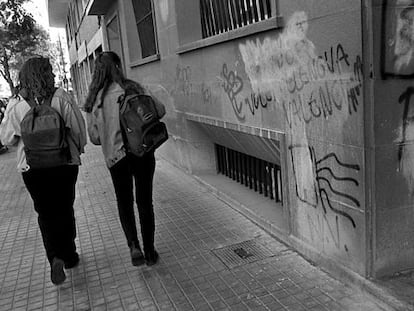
[109,152,156,255]
[22,165,79,265]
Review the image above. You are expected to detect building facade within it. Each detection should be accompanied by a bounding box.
[47,0,414,279]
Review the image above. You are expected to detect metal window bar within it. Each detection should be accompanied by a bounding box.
[267,162,274,200]
[231,149,236,181]
[211,0,222,34]
[224,146,230,178]
[218,0,229,32]
[258,159,264,194]
[215,144,282,204]
[235,151,240,181]
[200,0,274,39]
[248,155,253,189]
[200,0,208,38]
[253,157,258,192]
[245,0,253,24]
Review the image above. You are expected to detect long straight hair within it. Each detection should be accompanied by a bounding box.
[84,51,144,112]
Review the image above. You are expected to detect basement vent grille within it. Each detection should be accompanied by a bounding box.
[212,239,275,269]
[215,144,282,204]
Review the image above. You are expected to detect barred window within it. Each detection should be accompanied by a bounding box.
[200,0,273,38]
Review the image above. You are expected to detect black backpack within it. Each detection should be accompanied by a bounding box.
[119,93,168,157]
[21,90,70,169]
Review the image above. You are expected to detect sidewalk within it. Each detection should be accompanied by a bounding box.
[0,143,405,311]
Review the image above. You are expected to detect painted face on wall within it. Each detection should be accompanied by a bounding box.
[286,11,309,40]
[397,7,414,55]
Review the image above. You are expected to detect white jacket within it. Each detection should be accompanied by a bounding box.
[0,88,87,172]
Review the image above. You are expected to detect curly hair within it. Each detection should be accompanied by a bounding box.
[18,56,55,104]
[84,51,144,113]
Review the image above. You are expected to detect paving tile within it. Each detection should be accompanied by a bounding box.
[0,144,397,311]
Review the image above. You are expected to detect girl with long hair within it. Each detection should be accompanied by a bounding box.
[85,51,165,266]
[0,56,86,285]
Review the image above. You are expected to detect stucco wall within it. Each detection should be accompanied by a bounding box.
[372,0,414,277]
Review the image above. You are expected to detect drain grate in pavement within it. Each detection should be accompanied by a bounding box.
[212,239,276,269]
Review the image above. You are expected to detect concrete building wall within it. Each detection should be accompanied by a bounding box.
[107,0,368,276]
[372,0,414,277]
[53,0,414,278]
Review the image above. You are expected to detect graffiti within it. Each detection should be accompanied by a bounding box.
[308,213,343,250]
[221,63,273,120]
[382,0,414,77]
[396,86,414,191]
[221,63,245,121]
[244,92,270,115]
[397,87,414,165]
[201,82,212,105]
[174,65,192,96]
[239,12,363,127]
[239,41,363,127]
[289,144,359,228]
[285,44,352,94]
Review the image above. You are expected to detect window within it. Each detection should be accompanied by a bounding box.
[72,2,80,29]
[67,3,79,48]
[88,54,94,75]
[79,60,88,96]
[65,20,70,45]
[131,0,157,58]
[107,15,124,66]
[200,0,273,38]
[75,0,83,24]
[70,64,78,95]
[66,6,75,45]
[176,0,281,53]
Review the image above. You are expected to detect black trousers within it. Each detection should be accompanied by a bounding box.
[109,153,156,255]
[22,165,79,265]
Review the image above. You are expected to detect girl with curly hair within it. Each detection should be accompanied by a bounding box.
[0,56,86,285]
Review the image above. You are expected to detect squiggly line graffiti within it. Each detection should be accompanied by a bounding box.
[289,144,359,228]
[398,86,414,166]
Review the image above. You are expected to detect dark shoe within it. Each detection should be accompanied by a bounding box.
[64,253,80,269]
[130,243,145,266]
[145,250,159,266]
[51,258,66,285]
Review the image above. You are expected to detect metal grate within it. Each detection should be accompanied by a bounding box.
[212,239,275,269]
[215,144,282,204]
[199,0,273,39]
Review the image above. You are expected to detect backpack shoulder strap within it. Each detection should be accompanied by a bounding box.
[43,88,57,106]
[26,97,37,109]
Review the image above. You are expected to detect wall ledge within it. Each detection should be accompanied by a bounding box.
[184,112,285,140]
[177,16,284,55]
